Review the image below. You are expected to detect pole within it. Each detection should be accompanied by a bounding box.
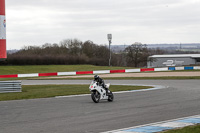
[0,0,7,60]
[109,40,111,66]
[107,34,112,66]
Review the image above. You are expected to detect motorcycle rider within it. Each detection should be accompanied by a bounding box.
[94,75,109,95]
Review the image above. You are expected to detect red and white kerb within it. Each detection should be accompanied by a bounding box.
[0,0,7,59]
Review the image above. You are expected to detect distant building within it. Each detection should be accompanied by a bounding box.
[147,54,200,68]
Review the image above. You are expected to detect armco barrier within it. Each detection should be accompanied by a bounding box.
[0,66,199,79]
[0,81,21,93]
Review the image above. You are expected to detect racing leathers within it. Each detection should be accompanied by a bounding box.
[94,77,109,95]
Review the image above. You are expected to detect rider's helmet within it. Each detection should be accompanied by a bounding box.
[94,75,99,81]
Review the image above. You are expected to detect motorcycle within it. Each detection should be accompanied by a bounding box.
[89,81,114,103]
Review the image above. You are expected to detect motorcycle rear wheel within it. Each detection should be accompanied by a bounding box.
[108,91,114,102]
[91,91,100,103]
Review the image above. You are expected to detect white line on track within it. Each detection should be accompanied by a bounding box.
[101,114,200,133]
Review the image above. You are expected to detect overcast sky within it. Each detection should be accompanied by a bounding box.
[5,0,200,49]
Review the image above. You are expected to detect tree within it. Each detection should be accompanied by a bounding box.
[125,42,149,67]
[60,39,82,56]
[5,38,116,66]
[82,40,96,58]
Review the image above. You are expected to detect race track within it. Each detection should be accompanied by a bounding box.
[0,80,200,133]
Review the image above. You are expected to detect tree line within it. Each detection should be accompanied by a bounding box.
[2,38,196,67]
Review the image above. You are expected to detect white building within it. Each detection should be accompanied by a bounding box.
[147,54,200,68]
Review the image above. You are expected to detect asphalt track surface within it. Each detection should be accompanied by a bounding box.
[0,80,200,133]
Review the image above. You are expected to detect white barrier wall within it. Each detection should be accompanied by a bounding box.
[93,70,110,74]
[57,72,76,76]
[194,66,200,70]
[154,67,168,71]
[125,69,141,73]
[1,66,200,79]
[175,67,184,70]
[18,73,39,78]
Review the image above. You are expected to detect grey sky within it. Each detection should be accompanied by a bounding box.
[5,0,200,49]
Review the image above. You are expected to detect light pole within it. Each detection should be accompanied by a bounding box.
[107,34,112,66]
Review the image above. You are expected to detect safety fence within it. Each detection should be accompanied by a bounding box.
[0,81,21,93]
[0,66,200,79]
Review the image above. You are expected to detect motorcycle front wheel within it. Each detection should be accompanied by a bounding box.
[91,91,100,103]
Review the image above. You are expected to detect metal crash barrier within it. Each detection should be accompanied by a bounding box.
[0,81,21,93]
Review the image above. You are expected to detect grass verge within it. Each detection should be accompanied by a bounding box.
[0,65,133,75]
[0,85,152,101]
[161,124,200,133]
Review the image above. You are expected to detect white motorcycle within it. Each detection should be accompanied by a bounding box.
[89,81,114,103]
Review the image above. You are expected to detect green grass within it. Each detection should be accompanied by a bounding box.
[161,124,200,133]
[0,84,152,101]
[0,65,133,75]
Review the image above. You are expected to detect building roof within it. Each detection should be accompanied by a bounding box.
[149,54,200,58]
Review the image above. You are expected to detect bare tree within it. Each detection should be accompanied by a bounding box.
[60,39,82,56]
[82,40,96,58]
[125,42,149,67]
